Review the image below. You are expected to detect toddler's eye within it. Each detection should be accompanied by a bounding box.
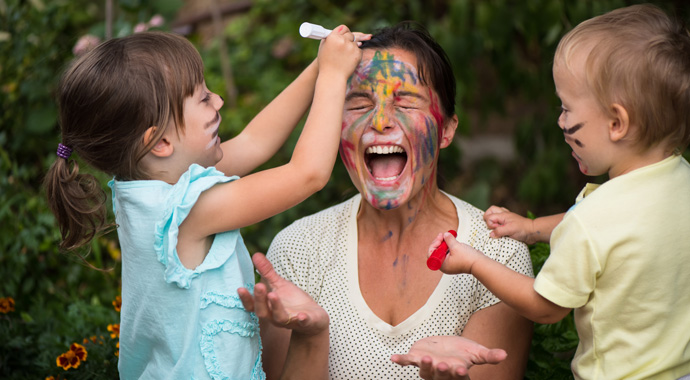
[202,93,211,103]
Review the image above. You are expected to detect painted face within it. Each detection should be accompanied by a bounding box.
[176,82,225,168]
[340,48,447,210]
[553,57,614,177]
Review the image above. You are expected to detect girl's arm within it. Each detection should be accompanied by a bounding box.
[437,233,571,324]
[484,206,564,244]
[216,59,318,177]
[180,26,362,266]
[217,32,371,178]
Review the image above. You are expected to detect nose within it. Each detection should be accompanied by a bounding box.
[215,93,225,109]
[371,105,393,133]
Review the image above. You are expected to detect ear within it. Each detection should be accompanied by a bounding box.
[144,126,174,158]
[608,103,630,143]
[439,114,459,149]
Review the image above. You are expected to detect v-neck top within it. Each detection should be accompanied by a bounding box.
[267,192,532,379]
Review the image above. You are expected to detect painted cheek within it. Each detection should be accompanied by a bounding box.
[427,90,445,142]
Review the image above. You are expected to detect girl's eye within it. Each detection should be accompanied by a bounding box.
[560,106,568,114]
[202,93,211,103]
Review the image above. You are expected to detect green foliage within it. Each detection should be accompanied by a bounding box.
[1,0,688,378]
[526,242,578,379]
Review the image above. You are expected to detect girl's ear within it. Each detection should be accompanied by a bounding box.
[609,103,630,142]
[440,115,459,149]
[144,126,173,157]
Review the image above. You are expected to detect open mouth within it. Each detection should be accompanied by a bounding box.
[365,145,407,181]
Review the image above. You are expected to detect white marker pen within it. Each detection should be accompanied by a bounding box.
[299,22,332,40]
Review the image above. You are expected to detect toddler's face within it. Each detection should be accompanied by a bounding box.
[553,56,616,177]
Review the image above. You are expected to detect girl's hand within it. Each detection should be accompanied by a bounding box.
[428,232,485,275]
[391,336,507,380]
[483,205,536,244]
[317,25,367,81]
[238,253,328,336]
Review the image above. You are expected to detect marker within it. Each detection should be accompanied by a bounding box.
[426,230,458,271]
[299,22,331,39]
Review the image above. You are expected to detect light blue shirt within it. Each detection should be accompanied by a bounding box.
[109,164,265,380]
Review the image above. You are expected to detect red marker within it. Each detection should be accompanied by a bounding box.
[426,230,458,271]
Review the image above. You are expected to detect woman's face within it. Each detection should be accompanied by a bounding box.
[340,48,455,210]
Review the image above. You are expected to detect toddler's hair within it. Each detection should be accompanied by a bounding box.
[555,4,690,153]
[44,32,205,250]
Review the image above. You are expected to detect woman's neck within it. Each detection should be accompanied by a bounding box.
[357,186,455,238]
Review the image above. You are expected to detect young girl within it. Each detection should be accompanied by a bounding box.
[44,28,367,379]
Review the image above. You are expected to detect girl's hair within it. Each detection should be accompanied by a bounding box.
[555,4,690,153]
[360,21,456,120]
[44,32,205,251]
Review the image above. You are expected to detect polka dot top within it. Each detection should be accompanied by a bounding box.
[267,193,533,379]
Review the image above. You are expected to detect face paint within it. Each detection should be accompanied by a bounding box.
[341,49,444,210]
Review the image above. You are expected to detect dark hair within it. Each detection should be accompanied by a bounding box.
[360,21,456,119]
[44,32,205,251]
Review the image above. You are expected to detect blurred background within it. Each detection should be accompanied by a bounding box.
[1,0,688,378]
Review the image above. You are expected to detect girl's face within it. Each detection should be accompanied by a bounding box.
[176,82,225,169]
[553,56,617,177]
[340,48,454,210]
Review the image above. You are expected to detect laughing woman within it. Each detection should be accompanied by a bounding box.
[261,22,534,380]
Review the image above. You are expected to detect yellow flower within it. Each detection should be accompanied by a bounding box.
[56,343,88,370]
[0,297,15,313]
[107,323,120,339]
[112,295,122,312]
[115,341,119,357]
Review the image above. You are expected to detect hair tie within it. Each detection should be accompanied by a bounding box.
[57,143,73,159]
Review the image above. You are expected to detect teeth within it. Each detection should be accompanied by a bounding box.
[375,175,397,181]
[366,145,404,154]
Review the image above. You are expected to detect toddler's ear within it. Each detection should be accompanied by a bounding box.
[608,103,630,142]
[144,126,173,157]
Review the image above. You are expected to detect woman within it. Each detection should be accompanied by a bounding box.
[261,22,533,379]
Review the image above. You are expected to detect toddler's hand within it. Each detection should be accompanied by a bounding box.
[238,253,328,336]
[483,205,536,244]
[391,335,507,380]
[428,232,484,274]
[317,25,368,81]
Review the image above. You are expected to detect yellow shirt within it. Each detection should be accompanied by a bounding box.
[535,155,690,380]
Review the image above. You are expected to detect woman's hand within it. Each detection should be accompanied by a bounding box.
[238,253,328,336]
[391,336,507,380]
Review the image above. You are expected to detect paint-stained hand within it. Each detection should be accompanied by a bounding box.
[238,253,328,336]
[483,205,536,244]
[317,25,368,81]
[391,336,507,380]
[428,232,484,275]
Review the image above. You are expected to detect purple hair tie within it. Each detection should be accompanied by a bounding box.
[57,143,73,159]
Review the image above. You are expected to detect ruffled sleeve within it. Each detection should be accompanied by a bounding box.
[154,164,239,289]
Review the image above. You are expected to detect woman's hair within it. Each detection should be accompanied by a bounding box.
[555,4,690,153]
[360,21,456,120]
[44,32,205,251]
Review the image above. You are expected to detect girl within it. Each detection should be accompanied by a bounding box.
[44,28,366,379]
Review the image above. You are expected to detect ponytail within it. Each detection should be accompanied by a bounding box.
[44,149,112,251]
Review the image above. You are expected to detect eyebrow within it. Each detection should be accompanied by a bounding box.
[563,122,584,135]
[345,92,372,102]
[395,91,425,101]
